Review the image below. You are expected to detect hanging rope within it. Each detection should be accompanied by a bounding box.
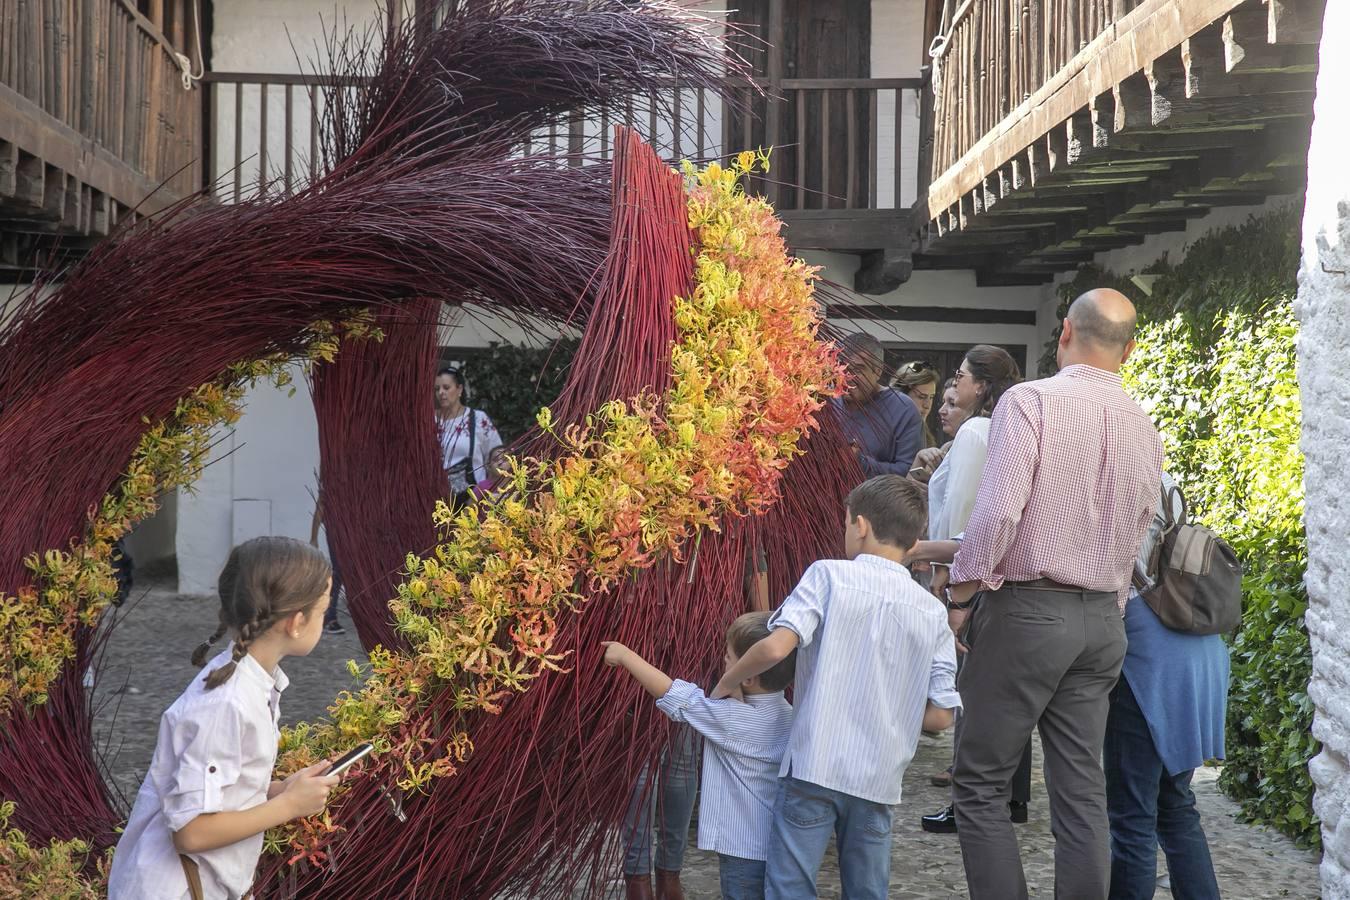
[117,0,204,90]
[928,0,957,101]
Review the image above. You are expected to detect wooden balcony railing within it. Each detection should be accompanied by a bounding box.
[1,0,203,200]
[926,0,1146,182]
[202,72,923,215]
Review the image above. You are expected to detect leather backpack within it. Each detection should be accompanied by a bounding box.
[1137,484,1244,635]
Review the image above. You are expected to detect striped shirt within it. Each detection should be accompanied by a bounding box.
[769,555,960,805]
[950,364,1164,606]
[656,680,793,861]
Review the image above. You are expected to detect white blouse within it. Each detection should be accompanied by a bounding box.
[436,408,502,494]
[927,416,990,542]
[108,648,288,900]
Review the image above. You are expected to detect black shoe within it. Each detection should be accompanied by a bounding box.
[921,805,958,834]
[324,620,346,635]
[1010,801,1028,824]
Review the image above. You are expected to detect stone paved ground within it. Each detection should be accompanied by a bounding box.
[95,584,1321,898]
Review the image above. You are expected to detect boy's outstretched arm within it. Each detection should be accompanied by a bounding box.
[602,642,673,699]
[710,628,799,699]
[922,702,955,732]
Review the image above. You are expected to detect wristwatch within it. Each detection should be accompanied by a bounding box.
[944,588,975,611]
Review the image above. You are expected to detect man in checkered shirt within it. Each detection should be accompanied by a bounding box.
[946,289,1164,900]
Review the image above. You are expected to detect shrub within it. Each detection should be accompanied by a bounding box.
[1053,206,1318,847]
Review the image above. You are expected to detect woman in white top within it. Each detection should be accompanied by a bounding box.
[108,537,343,900]
[920,345,1026,833]
[435,366,502,508]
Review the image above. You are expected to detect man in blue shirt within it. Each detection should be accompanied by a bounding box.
[833,333,924,481]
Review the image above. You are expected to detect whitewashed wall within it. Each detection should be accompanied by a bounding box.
[872,0,926,209]
[1295,1,1350,893]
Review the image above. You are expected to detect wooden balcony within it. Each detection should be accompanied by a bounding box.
[916,0,1325,285]
[0,0,202,275]
[202,71,923,293]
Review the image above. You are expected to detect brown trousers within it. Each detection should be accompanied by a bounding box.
[952,583,1126,900]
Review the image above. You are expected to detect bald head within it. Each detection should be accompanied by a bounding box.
[1067,289,1137,351]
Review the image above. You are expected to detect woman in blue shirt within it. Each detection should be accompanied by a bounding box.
[1105,473,1229,899]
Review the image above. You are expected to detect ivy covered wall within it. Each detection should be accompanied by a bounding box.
[1049,207,1315,846]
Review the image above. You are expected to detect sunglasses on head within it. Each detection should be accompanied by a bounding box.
[901,360,936,374]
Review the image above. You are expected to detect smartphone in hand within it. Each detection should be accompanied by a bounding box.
[325,742,374,777]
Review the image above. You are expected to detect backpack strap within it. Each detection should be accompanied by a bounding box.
[466,408,477,478]
[1159,482,1187,536]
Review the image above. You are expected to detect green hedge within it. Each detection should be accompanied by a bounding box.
[1052,208,1317,847]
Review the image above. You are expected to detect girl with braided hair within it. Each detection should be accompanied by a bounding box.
[109,536,343,900]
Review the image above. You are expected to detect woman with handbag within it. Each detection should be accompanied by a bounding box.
[435,366,502,510]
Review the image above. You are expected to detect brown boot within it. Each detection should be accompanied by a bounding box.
[654,868,685,900]
[625,874,654,900]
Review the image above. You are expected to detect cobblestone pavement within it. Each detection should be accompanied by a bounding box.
[95,584,1321,898]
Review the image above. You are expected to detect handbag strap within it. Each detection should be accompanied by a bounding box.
[180,854,205,900]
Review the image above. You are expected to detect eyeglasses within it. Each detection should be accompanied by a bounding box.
[953,369,970,383]
[901,360,937,374]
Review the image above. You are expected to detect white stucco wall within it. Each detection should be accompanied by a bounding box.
[174,307,545,594]
[806,250,1045,366]
[177,367,320,594]
[871,0,925,209]
[1295,1,1350,894]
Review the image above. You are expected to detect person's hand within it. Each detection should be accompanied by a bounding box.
[280,761,340,818]
[710,678,735,700]
[723,683,745,703]
[930,565,950,598]
[269,760,326,799]
[914,446,945,471]
[948,607,970,655]
[600,642,630,668]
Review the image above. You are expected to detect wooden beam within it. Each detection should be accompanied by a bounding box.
[975,270,1053,287]
[0,141,16,197]
[776,209,910,252]
[1224,8,1319,73]
[1266,0,1325,46]
[825,303,1037,325]
[924,0,1249,219]
[0,82,183,215]
[854,249,915,294]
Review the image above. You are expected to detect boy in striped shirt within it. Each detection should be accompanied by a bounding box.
[603,612,797,900]
[712,475,961,899]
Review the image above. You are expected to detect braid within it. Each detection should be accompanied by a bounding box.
[203,614,273,689]
[191,617,229,668]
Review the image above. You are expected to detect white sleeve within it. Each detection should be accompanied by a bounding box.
[656,680,782,761]
[153,704,245,832]
[928,625,962,710]
[768,562,830,647]
[944,422,990,539]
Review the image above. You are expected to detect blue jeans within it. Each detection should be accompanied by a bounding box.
[719,854,767,900]
[622,725,699,875]
[766,777,892,900]
[1104,679,1220,900]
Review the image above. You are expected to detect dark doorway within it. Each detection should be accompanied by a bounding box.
[728,0,871,210]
